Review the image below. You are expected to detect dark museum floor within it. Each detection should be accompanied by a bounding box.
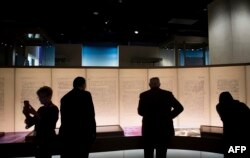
[2,125,225,158]
[14,149,223,158]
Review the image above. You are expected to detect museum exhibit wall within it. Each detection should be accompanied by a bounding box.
[0,64,249,132]
[208,0,250,64]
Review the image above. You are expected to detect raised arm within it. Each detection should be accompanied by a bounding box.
[170,93,184,119]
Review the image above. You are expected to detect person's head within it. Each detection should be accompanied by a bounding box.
[73,76,86,90]
[219,91,234,104]
[149,77,160,89]
[36,86,53,105]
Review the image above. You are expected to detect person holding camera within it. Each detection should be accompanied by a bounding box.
[23,86,59,158]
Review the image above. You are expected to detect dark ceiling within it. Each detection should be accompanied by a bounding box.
[0,0,213,46]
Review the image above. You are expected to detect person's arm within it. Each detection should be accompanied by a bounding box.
[46,106,59,130]
[88,92,96,141]
[29,105,39,119]
[138,93,145,116]
[23,102,38,129]
[60,98,67,128]
[170,93,184,119]
[216,104,225,121]
[24,115,35,129]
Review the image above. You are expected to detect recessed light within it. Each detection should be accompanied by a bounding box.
[34,34,40,39]
[27,33,33,39]
[93,11,99,15]
[134,30,139,34]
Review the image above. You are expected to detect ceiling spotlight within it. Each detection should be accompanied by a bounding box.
[27,33,33,39]
[93,11,99,15]
[134,30,139,34]
[34,34,40,39]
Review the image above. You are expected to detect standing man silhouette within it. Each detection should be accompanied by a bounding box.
[59,77,96,158]
[138,77,184,158]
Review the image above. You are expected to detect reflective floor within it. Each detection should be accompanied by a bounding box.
[16,149,223,158]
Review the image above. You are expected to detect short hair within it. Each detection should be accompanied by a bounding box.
[36,86,53,97]
[73,77,86,88]
[149,77,160,88]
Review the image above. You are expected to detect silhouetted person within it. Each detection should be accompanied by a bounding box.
[23,86,59,158]
[59,77,96,158]
[216,91,250,158]
[138,77,184,158]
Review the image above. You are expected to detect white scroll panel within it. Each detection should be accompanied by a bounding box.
[0,68,15,132]
[51,68,86,128]
[15,68,52,131]
[86,69,119,126]
[148,68,179,127]
[119,69,148,127]
[210,66,246,126]
[178,68,210,128]
[0,65,247,132]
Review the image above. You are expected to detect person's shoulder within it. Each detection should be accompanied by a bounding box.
[51,103,59,110]
[61,89,73,97]
[78,90,93,98]
[234,100,245,106]
[84,90,91,94]
[60,92,68,101]
[159,89,173,96]
[160,89,171,93]
[81,90,91,96]
[140,90,151,96]
[216,103,223,110]
[236,100,250,109]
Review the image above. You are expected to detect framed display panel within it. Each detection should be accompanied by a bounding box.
[148,68,179,127]
[51,68,86,128]
[119,69,148,127]
[15,68,52,131]
[0,64,248,133]
[246,66,250,108]
[178,67,210,128]
[86,69,119,126]
[210,66,246,126]
[0,68,15,132]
